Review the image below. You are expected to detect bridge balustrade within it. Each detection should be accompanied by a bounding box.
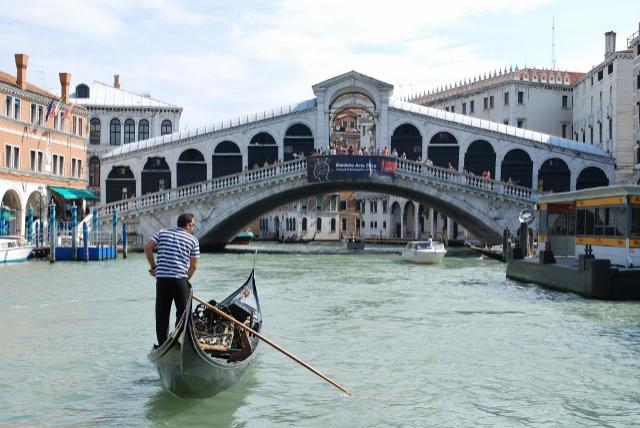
[98,156,536,221]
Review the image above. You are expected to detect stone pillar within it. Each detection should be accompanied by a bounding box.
[414,208,420,239]
[378,94,390,153]
[430,208,437,238]
[494,154,502,182]
[447,216,454,239]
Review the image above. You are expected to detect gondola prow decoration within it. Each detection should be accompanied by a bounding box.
[192,294,353,396]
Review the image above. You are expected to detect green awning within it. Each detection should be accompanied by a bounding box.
[50,187,99,201]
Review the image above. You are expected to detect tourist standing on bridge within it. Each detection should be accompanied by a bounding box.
[144,213,200,347]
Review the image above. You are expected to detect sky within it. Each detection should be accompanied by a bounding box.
[2,0,638,130]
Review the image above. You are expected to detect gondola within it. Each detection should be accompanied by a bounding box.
[148,270,262,398]
[279,232,316,244]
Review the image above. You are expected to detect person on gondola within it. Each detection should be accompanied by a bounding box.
[144,213,200,347]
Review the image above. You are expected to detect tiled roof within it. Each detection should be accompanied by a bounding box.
[70,81,180,109]
[0,70,62,101]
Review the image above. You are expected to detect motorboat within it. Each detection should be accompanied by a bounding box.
[343,236,365,251]
[229,229,254,245]
[401,240,446,264]
[0,236,34,263]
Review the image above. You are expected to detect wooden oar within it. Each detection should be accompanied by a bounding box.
[192,294,353,396]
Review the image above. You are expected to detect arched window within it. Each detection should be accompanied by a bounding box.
[302,218,307,231]
[316,218,322,231]
[90,118,101,145]
[330,218,336,232]
[110,118,121,145]
[89,157,100,187]
[124,119,135,144]
[161,120,172,135]
[138,119,149,141]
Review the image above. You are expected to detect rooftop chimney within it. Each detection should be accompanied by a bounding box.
[114,74,120,89]
[59,73,71,101]
[605,31,616,59]
[14,54,29,89]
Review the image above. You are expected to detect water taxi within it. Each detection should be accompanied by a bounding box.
[0,236,34,263]
[402,241,447,264]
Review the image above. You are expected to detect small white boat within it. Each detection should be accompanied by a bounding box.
[0,236,34,263]
[402,240,446,264]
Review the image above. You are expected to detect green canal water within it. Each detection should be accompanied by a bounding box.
[1,243,639,427]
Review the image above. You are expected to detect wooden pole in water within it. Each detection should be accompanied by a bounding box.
[192,294,352,396]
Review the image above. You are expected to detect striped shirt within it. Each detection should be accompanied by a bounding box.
[151,227,200,278]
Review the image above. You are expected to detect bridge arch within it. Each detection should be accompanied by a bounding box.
[177,149,207,186]
[501,148,533,188]
[283,123,314,161]
[212,140,243,178]
[142,157,171,194]
[538,157,570,193]
[576,166,609,190]
[464,139,496,177]
[106,166,135,203]
[391,124,422,160]
[428,131,459,169]
[248,132,278,169]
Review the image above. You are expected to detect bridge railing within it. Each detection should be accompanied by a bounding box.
[396,159,540,201]
[98,159,309,219]
[98,156,538,220]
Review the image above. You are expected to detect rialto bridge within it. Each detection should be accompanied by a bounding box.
[96,71,615,248]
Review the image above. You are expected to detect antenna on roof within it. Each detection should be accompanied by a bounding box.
[552,16,556,70]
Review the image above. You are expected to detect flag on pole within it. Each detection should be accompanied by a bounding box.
[63,102,74,119]
[45,99,56,122]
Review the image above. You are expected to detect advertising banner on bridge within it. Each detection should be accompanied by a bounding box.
[307,155,396,182]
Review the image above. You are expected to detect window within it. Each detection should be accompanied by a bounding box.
[609,117,613,140]
[124,119,135,143]
[607,63,613,74]
[73,116,77,135]
[517,91,524,104]
[38,105,44,125]
[330,195,337,211]
[5,96,11,117]
[316,196,322,211]
[31,103,37,124]
[562,95,568,108]
[317,218,322,231]
[110,118,121,145]
[382,200,388,213]
[598,69,603,81]
[590,126,594,145]
[562,124,567,138]
[517,119,524,128]
[445,106,449,112]
[339,200,347,211]
[462,103,466,114]
[599,122,603,144]
[29,150,43,173]
[14,98,21,120]
[470,100,474,113]
[489,96,494,108]
[4,145,20,169]
[78,117,83,136]
[483,97,488,110]
[90,118,101,145]
[383,221,387,229]
[504,92,509,105]
[72,159,78,178]
[138,119,149,140]
[450,105,455,113]
[370,201,377,213]
[341,218,347,231]
[89,157,100,187]
[161,119,172,135]
[330,218,336,231]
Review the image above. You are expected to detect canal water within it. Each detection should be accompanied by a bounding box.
[1,243,639,427]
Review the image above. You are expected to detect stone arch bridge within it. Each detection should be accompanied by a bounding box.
[97,157,539,250]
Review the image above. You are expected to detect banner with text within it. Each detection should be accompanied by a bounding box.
[307,155,396,182]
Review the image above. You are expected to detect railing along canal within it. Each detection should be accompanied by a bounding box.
[98,157,539,219]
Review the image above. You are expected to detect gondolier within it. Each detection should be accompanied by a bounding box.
[144,213,200,347]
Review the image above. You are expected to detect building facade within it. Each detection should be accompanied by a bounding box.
[0,54,89,236]
[628,24,640,184]
[572,31,635,184]
[69,76,182,197]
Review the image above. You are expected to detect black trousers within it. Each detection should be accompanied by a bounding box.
[155,277,191,346]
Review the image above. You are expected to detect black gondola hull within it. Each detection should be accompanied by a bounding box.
[148,270,261,398]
